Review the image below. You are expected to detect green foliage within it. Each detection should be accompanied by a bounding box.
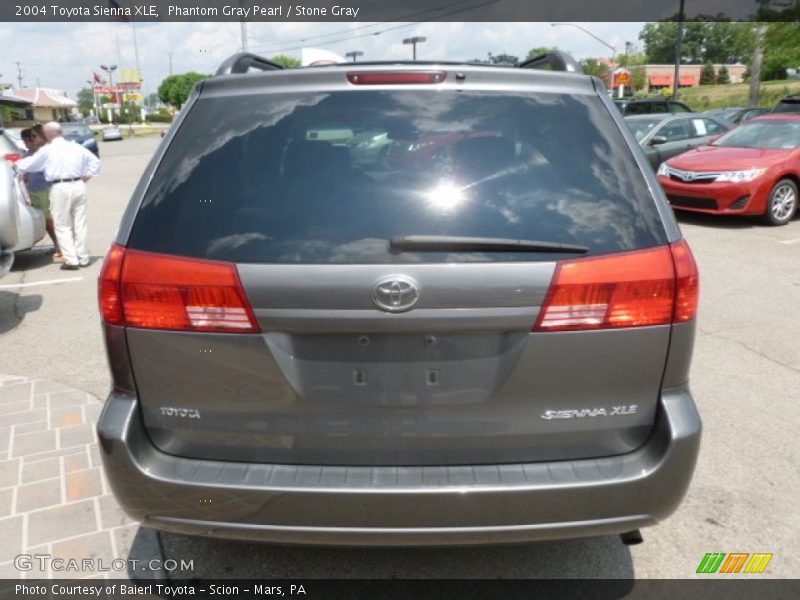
[763,22,800,81]
[700,62,717,85]
[117,101,140,125]
[146,110,173,123]
[77,87,95,117]
[157,72,209,109]
[631,66,647,90]
[717,65,731,85]
[526,47,555,60]
[580,58,609,78]
[639,21,754,65]
[270,54,301,68]
[488,53,519,66]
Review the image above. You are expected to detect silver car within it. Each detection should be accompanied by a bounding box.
[97,52,702,546]
[0,160,46,277]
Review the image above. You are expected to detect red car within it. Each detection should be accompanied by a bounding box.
[657,114,800,225]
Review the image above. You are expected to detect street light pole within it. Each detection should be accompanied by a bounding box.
[346,51,364,63]
[550,23,617,59]
[672,0,686,100]
[100,64,117,123]
[402,36,427,61]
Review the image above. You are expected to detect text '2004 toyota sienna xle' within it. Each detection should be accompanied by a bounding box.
[97,51,701,546]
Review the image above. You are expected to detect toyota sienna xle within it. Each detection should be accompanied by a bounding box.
[97,51,701,546]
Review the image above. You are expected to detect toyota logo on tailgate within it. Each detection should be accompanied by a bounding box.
[373,275,420,313]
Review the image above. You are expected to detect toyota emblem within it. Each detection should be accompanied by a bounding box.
[373,275,420,313]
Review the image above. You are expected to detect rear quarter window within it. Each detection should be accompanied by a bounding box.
[128,88,667,264]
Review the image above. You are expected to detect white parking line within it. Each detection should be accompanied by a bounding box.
[779,238,800,245]
[0,276,83,289]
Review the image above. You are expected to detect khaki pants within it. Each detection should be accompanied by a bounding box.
[49,181,89,266]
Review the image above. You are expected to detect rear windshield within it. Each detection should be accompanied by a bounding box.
[773,99,800,114]
[128,89,666,264]
[715,120,800,149]
[626,117,663,141]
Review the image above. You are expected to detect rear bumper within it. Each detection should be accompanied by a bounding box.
[97,388,701,546]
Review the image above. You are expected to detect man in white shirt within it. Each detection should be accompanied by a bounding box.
[15,121,101,270]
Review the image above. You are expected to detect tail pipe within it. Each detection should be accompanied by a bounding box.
[620,530,644,545]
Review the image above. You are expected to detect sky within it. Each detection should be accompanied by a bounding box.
[0,22,646,100]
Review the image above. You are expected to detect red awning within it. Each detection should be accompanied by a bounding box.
[649,75,698,87]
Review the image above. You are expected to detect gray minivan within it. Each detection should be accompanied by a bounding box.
[97,52,701,546]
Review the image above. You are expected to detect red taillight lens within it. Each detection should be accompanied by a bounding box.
[534,242,698,332]
[97,244,259,333]
[346,71,447,85]
[99,243,126,325]
[671,239,699,322]
[3,153,21,163]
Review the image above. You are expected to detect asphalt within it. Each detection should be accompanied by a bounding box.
[0,136,798,578]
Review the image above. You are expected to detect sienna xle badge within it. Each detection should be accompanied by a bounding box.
[97,51,701,546]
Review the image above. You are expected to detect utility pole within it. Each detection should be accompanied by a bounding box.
[345,51,363,63]
[402,36,426,61]
[240,22,249,51]
[14,61,23,88]
[749,23,767,107]
[672,0,686,100]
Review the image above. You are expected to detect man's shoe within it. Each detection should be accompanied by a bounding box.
[60,264,80,271]
[79,262,90,268]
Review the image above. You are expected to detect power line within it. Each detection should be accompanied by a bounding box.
[247,0,501,56]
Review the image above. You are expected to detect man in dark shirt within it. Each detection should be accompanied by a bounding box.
[21,127,60,258]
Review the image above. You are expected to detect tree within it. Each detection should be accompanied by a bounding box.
[580,58,609,78]
[716,64,731,84]
[157,72,209,109]
[488,53,519,66]
[763,22,800,81]
[270,54,301,68]
[526,47,555,60]
[77,87,95,117]
[639,21,754,65]
[700,62,716,85]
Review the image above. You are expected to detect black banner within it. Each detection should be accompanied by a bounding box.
[2,580,800,600]
[2,0,800,22]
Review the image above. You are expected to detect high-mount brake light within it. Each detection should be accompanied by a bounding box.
[534,241,699,332]
[346,71,447,85]
[98,244,260,333]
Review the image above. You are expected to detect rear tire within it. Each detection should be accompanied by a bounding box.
[762,179,797,226]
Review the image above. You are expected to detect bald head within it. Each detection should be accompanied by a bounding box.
[42,121,62,142]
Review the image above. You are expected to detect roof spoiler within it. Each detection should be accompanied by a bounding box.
[518,50,582,74]
[215,52,284,76]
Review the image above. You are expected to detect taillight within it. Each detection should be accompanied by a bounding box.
[97,244,260,333]
[534,242,698,332]
[346,71,447,85]
[3,153,21,162]
[670,239,699,322]
[99,244,125,325]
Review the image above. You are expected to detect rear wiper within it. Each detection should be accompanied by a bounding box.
[389,235,588,254]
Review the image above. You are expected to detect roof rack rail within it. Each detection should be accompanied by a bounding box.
[216,52,284,76]
[518,50,582,74]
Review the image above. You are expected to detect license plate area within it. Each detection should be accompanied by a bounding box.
[265,332,528,407]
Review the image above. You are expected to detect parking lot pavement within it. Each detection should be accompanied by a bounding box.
[0,373,140,579]
[0,136,798,579]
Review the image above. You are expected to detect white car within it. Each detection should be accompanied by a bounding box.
[0,160,46,278]
[102,126,123,141]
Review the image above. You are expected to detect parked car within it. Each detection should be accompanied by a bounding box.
[97,52,701,547]
[704,107,770,124]
[773,94,800,114]
[0,160,46,277]
[102,125,123,141]
[62,123,99,157]
[625,113,734,170]
[658,114,800,225]
[614,98,693,115]
[1,130,24,162]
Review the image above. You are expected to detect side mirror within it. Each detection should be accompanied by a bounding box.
[650,136,668,146]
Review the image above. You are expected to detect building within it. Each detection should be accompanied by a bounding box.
[10,88,77,123]
[0,92,33,127]
[642,64,747,93]
[597,60,748,94]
